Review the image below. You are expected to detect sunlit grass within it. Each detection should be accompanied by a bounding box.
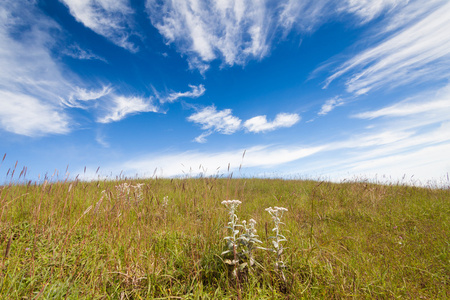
[0,172,449,298]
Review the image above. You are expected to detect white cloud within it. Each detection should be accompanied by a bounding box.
[95,131,110,148]
[62,44,107,62]
[318,97,345,115]
[278,0,336,33]
[279,0,408,33]
[63,86,112,108]
[60,0,137,51]
[187,106,241,135]
[342,0,408,23]
[244,113,300,133]
[342,142,450,186]
[146,0,272,67]
[146,0,413,70]
[0,90,70,136]
[353,85,450,119]
[0,1,74,136]
[98,95,158,123]
[118,144,325,178]
[308,84,450,184]
[192,130,212,144]
[161,84,205,104]
[188,106,301,141]
[381,0,445,33]
[325,1,450,95]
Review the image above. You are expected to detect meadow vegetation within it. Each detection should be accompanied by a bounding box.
[0,169,449,299]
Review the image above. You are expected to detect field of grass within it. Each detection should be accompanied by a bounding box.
[0,173,449,299]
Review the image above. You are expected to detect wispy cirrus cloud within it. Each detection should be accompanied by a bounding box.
[341,0,408,24]
[325,0,450,95]
[62,44,107,62]
[60,0,138,51]
[318,97,345,116]
[63,84,207,125]
[116,144,325,178]
[147,0,409,71]
[279,0,407,33]
[317,83,450,183]
[353,85,450,119]
[97,95,158,123]
[157,84,205,104]
[0,0,73,136]
[62,86,113,109]
[146,0,271,67]
[244,113,300,133]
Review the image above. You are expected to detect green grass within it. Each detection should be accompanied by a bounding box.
[0,176,449,299]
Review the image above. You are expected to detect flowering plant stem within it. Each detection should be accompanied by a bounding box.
[221,200,242,300]
[265,206,288,284]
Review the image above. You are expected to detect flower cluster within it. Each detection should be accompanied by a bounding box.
[221,200,289,278]
[221,200,242,253]
[221,200,242,212]
[115,183,144,201]
[115,183,131,195]
[162,196,169,208]
[238,218,262,268]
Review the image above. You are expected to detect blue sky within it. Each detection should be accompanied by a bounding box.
[1,0,449,185]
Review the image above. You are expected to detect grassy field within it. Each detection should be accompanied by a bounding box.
[0,174,449,299]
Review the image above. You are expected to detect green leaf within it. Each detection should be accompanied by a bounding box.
[239,262,248,270]
[256,246,270,251]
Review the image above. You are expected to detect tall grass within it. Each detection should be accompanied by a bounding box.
[0,171,449,299]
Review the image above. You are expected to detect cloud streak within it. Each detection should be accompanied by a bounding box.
[353,85,450,119]
[147,0,411,71]
[118,144,325,178]
[325,1,450,95]
[341,0,408,24]
[159,84,205,104]
[60,0,138,51]
[146,0,272,67]
[62,44,107,62]
[62,86,113,109]
[97,95,158,123]
[0,0,73,136]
